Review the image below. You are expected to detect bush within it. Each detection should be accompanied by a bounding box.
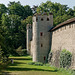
[0,47,8,63]
[0,48,3,63]
[28,62,35,65]
[34,62,43,66]
[28,62,43,66]
[60,49,72,68]
[16,46,27,56]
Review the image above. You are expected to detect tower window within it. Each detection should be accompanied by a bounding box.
[41,44,43,47]
[40,32,43,36]
[41,18,43,21]
[47,18,49,21]
[36,18,38,22]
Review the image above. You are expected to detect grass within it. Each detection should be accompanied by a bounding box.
[0,55,74,75]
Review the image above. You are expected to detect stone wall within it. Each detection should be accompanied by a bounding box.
[51,22,75,68]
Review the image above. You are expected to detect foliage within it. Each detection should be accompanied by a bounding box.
[0,46,8,63]
[36,1,74,26]
[24,5,33,18]
[28,62,43,66]
[16,46,27,56]
[0,47,3,63]
[0,4,7,19]
[8,1,32,19]
[60,49,72,68]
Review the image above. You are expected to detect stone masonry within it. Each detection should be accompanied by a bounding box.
[27,13,75,69]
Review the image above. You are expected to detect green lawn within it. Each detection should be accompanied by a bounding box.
[0,56,73,75]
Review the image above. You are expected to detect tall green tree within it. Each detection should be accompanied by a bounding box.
[24,5,33,18]
[8,1,32,19]
[0,4,7,18]
[1,14,22,54]
[8,1,25,19]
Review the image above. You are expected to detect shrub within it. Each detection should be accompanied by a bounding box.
[60,49,72,68]
[0,48,3,63]
[34,62,43,66]
[16,46,27,56]
[28,62,35,65]
[0,47,8,63]
[28,62,43,66]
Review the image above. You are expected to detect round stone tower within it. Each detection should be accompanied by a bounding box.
[32,13,53,63]
[26,24,32,54]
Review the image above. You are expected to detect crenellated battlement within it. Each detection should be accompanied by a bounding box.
[33,13,53,22]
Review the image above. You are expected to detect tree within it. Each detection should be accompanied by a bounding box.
[8,1,32,19]
[0,4,7,18]
[8,1,25,19]
[1,14,22,55]
[20,16,32,48]
[0,46,3,63]
[24,5,33,18]
[36,1,73,26]
[67,8,74,16]
[54,14,72,26]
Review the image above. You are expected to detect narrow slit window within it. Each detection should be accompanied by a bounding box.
[41,18,43,21]
[41,44,43,47]
[36,18,38,22]
[40,32,43,36]
[47,18,49,21]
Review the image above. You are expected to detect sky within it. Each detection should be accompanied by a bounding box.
[0,0,75,8]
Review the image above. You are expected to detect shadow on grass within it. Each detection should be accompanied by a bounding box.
[9,58,32,60]
[7,61,27,67]
[0,72,11,75]
[6,62,58,72]
[6,67,58,72]
[0,70,11,75]
[7,56,58,73]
